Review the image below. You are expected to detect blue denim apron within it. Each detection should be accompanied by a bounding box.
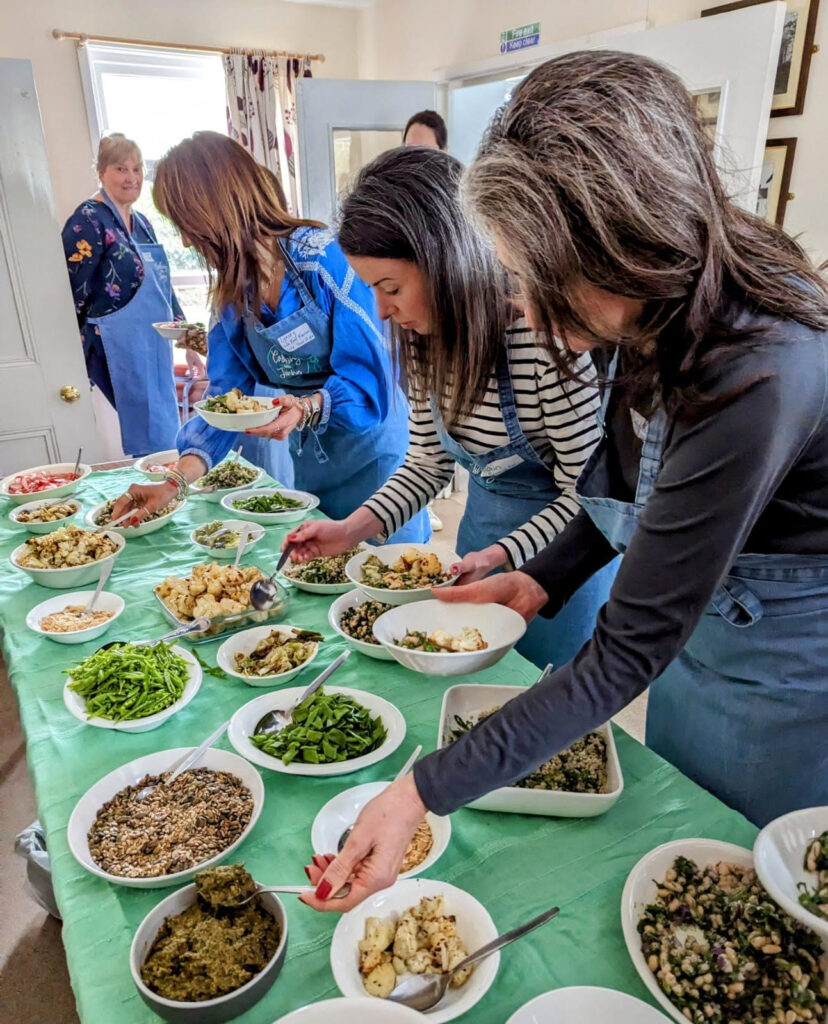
[576,361,828,825]
[243,239,428,541]
[434,347,616,668]
[87,190,179,457]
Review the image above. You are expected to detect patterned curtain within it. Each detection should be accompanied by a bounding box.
[274,57,312,216]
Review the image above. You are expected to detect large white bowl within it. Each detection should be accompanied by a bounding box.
[216,624,320,686]
[25,589,125,645]
[311,780,451,878]
[67,746,265,889]
[621,839,754,1024]
[220,488,319,526]
[63,643,202,732]
[437,684,624,817]
[194,398,281,431]
[85,497,186,538]
[754,806,828,942]
[506,987,671,1024]
[328,590,394,661]
[330,877,499,1024]
[134,449,179,480]
[189,519,265,560]
[273,998,424,1023]
[8,496,83,534]
[10,530,125,590]
[190,465,266,504]
[373,600,526,676]
[1,461,92,505]
[228,684,406,777]
[345,543,458,606]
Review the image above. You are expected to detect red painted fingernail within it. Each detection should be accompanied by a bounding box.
[450,565,460,575]
[312,854,327,870]
[303,865,312,881]
[272,398,280,406]
[315,879,332,901]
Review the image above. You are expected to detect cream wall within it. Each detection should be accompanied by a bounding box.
[0,0,361,222]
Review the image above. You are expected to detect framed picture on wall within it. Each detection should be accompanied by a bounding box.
[701,0,820,116]
[756,137,797,225]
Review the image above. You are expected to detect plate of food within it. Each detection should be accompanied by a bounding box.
[1,461,91,505]
[190,520,265,559]
[345,544,458,606]
[134,449,179,480]
[228,684,405,776]
[621,838,827,1024]
[220,488,319,525]
[152,320,206,348]
[67,747,264,888]
[280,548,362,594]
[330,878,498,1024]
[216,625,323,686]
[86,495,185,537]
[195,389,281,430]
[10,525,125,589]
[189,459,265,503]
[26,589,125,645]
[9,496,82,534]
[328,591,395,661]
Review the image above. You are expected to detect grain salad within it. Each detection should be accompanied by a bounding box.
[798,831,828,920]
[338,600,392,644]
[39,606,114,633]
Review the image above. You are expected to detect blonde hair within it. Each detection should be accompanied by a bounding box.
[96,133,142,177]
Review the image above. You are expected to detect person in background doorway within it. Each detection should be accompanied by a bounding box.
[62,133,203,457]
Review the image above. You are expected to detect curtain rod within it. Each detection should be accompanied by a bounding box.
[52,29,325,63]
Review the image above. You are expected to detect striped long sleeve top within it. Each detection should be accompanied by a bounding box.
[362,325,602,567]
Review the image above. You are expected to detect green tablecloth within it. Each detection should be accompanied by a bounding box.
[0,468,758,1024]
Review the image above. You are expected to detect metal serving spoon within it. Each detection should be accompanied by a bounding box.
[75,559,114,618]
[389,904,560,1011]
[249,543,295,609]
[253,649,351,737]
[219,882,352,909]
[337,744,423,853]
[98,616,211,652]
[134,718,230,801]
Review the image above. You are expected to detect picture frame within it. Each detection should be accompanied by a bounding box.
[701,0,820,116]
[756,137,797,226]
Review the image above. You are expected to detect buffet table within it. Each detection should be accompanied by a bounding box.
[0,467,758,1023]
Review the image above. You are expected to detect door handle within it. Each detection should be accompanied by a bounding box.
[60,385,81,402]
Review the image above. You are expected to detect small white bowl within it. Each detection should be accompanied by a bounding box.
[328,591,394,661]
[216,624,320,686]
[754,806,828,942]
[437,684,624,817]
[67,746,265,888]
[273,998,424,1023]
[345,543,458,606]
[1,462,92,505]
[10,531,125,590]
[228,684,406,776]
[189,520,265,560]
[25,590,125,645]
[194,398,281,431]
[134,449,179,480]
[621,839,754,1024]
[85,498,186,538]
[9,496,83,534]
[312,780,451,878]
[220,488,319,525]
[373,600,526,677]
[63,644,202,732]
[190,465,266,504]
[330,878,498,1024]
[152,321,186,340]
[506,987,672,1024]
[279,561,357,595]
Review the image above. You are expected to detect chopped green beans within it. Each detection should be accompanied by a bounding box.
[65,642,190,721]
[250,688,386,765]
[232,492,305,513]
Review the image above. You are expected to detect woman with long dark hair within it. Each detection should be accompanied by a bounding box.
[301,50,828,913]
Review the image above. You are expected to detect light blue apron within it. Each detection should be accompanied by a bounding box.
[434,347,617,669]
[576,359,828,826]
[243,238,428,541]
[87,190,179,457]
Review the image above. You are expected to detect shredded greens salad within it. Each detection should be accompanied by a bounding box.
[232,492,306,513]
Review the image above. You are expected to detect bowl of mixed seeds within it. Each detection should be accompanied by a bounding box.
[26,589,125,645]
[280,548,362,594]
[328,591,395,661]
[9,496,82,534]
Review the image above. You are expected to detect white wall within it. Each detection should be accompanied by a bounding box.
[0,0,361,223]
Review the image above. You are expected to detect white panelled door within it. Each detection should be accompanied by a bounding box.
[0,60,102,473]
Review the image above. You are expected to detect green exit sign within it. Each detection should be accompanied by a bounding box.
[500,22,541,54]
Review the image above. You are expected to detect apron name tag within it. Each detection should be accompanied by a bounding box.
[480,453,526,479]
[278,322,316,352]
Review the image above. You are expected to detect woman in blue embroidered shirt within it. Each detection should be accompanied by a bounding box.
[113,131,427,541]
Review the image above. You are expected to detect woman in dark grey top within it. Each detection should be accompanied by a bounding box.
[300,50,828,912]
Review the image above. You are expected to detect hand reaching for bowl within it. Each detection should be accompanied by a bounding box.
[110,454,206,524]
[448,544,509,585]
[433,569,549,621]
[285,506,384,562]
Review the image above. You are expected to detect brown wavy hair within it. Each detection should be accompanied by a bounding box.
[464,50,828,411]
[153,131,321,315]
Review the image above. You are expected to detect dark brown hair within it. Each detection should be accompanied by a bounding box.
[403,110,448,151]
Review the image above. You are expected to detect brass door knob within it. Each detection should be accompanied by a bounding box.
[60,385,81,403]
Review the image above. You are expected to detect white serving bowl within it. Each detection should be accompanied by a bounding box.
[311,781,451,878]
[10,531,125,590]
[194,398,281,431]
[437,684,624,817]
[63,644,202,732]
[220,488,319,526]
[130,883,287,1024]
[216,624,320,686]
[273,998,424,1023]
[506,987,671,1024]
[85,497,186,538]
[754,806,828,942]
[1,461,92,505]
[330,877,499,1024]
[228,684,405,777]
[189,520,265,560]
[373,600,526,677]
[328,590,394,661]
[190,465,266,504]
[621,839,754,1024]
[279,557,358,595]
[345,543,458,606]
[25,590,125,645]
[134,449,179,480]
[67,746,264,888]
[152,320,186,340]
[8,496,83,534]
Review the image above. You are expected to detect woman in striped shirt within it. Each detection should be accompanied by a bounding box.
[287,146,616,667]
